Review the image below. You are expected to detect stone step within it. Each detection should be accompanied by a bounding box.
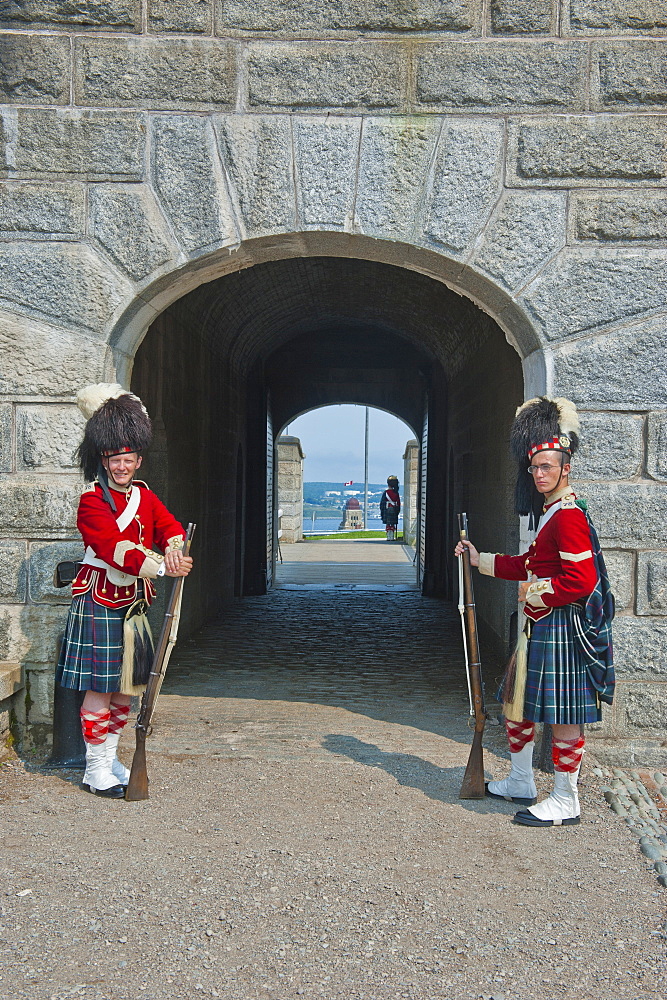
[0,662,22,703]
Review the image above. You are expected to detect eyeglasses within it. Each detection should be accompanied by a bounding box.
[527,464,562,475]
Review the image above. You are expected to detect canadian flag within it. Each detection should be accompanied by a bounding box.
[344,480,353,486]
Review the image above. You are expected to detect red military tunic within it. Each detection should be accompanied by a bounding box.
[478,487,597,623]
[72,479,185,609]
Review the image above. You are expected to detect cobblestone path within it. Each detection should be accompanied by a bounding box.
[1,590,666,1000]
[155,590,486,761]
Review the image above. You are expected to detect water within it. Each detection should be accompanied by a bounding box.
[300,516,403,535]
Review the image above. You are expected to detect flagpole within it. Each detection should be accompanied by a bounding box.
[364,407,369,530]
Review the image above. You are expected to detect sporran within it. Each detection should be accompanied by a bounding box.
[120,598,154,695]
[502,623,530,722]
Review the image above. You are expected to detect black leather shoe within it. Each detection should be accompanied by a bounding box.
[512,809,580,827]
[485,782,537,806]
[82,782,125,799]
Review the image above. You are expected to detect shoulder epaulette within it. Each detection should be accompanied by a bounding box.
[81,482,97,495]
[560,497,577,510]
[133,479,149,489]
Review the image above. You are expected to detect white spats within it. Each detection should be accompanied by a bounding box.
[82,740,125,798]
[105,731,130,786]
[486,740,537,806]
[513,767,581,827]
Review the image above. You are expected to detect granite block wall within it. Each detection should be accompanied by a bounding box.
[0,2,665,758]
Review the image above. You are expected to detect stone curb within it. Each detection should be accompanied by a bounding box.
[600,765,667,893]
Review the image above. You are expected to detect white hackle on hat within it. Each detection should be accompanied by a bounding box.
[76,383,147,420]
[515,396,580,441]
[551,397,580,441]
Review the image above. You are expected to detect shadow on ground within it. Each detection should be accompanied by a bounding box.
[322,734,516,815]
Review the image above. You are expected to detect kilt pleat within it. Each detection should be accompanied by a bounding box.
[57,591,125,693]
[521,605,602,725]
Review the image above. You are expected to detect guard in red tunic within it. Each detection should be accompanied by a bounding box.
[57,384,193,798]
[380,475,401,540]
[455,397,614,827]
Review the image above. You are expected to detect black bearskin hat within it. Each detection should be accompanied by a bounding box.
[76,383,152,483]
[510,396,580,526]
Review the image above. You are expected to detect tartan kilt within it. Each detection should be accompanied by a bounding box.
[57,591,125,693]
[520,604,602,725]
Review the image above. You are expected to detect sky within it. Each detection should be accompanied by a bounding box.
[284,405,415,485]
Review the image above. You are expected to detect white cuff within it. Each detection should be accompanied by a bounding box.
[139,554,164,579]
[526,578,554,609]
[478,552,496,577]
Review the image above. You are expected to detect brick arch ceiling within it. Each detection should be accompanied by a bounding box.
[178,256,504,376]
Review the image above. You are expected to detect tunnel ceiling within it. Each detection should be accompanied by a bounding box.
[268,325,430,434]
[134,250,526,603]
[173,256,505,376]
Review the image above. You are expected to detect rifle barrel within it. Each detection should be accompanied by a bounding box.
[125,523,196,802]
[457,513,486,800]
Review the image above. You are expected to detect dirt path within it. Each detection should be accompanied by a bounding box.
[1,591,665,1000]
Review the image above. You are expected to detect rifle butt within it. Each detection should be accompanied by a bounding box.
[125,728,149,802]
[459,726,486,800]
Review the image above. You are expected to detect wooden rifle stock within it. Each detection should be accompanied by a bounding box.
[126,726,148,801]
[125,523,196,802]
[457,512,487,800]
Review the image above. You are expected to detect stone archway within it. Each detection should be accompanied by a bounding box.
[128,248,525,634]
[1,102,666,758]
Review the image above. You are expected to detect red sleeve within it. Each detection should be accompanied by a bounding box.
[149,490,186,552]
[77,490,158,577]
[541,507,597,608]
[494,552,530,581]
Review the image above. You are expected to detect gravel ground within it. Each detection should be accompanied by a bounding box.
[1,589,665,1000]
[1,751,666,1000]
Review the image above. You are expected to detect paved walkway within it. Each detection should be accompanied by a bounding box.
[148,590,485,760]
[1,589,666,1000]
[276,539,417,589]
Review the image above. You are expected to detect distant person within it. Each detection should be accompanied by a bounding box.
[380,475,401,541]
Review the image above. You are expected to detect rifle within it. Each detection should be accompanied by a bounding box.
[125,523,196,801]
[457,512,486,799]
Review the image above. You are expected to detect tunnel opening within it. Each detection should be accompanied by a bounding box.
[274,403,418,591]
[277,403,416,541]
[130,253,524,660]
